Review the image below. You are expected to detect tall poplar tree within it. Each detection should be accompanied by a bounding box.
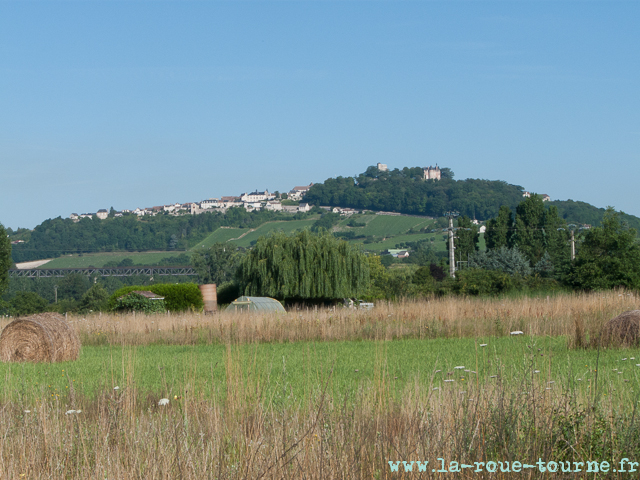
[485,205,514,250]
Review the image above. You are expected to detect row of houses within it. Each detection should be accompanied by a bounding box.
[69,184,315,222]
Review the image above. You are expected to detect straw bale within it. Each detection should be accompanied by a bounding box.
[0,312,80,363]
[600,310,640,347]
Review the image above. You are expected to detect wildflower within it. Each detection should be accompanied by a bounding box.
[454,366,465,370]
[534,370,540,374]
[434,370,441,373]
[480,344,488,347]
[24,410,31,414]
[433,387,440,390]
[65,410,81,415]
[114,386,119,390]
[510,331,524,335]
[158,398,170,406]
[490,375,497,378]
[622,358,628,361]
[444,379,454,383]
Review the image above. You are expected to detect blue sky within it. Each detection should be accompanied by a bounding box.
[1,1,639,230]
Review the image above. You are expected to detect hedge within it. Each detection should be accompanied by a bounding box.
[107,283,204,312]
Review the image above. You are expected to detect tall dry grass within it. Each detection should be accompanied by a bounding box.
[2,343,639,479]
[13,290,634,348]
[2,292,639,478]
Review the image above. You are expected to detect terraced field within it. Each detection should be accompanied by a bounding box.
[191,219,317,250]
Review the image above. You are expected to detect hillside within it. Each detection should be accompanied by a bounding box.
[25,214,451,268]
[304,166,640,230]
[9,165,639,267]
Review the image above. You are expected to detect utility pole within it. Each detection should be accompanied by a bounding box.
[570,229,575,261]
[445,211,459,278]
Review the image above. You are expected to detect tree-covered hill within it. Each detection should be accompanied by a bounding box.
[304,166,640,231]
[304,166,526,221]
[550,200,640,232]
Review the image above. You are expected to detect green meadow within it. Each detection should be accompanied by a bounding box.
[5,336,640,407]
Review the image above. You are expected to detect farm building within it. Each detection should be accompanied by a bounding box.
[225,296,286,313]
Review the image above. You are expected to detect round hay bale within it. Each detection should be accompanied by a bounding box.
[0,312,80,363]
[601,310,640,347]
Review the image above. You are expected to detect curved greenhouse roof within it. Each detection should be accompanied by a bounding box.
[225,296,286,313]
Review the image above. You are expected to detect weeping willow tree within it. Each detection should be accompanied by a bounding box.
[238,230,370,301]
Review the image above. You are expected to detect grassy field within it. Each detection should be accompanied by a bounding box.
[2,291,640,478]
[42,251,188,268]
[4,336,637,406]
[357,232,448,252]
[336,214,433,237]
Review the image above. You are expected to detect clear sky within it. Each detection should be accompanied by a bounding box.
[1,1,638,230]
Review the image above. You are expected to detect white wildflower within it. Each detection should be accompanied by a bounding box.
[158,398,170,406]
[444,379,454,383]
[114,386,120,390]
[510,331,524,335]
[65,410,81,415]
[454,366,465,370]
[480,344,488,347]
[534,370,540,374]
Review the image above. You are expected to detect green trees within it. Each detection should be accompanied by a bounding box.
[304,167,526,220]
[191,243,239,285]
[8,292,48,316]
[568,208,640,291]
[485,206,513,250]
[0,222,11,298]
[238,230,370,301]
[484,196,570,276]
[452,216,479,263]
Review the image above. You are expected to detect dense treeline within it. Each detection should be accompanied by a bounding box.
[10,209,311,263]
[304,166,526,220]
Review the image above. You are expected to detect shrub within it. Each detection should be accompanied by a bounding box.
[115,293,166,314]
[7,291,49,316]
[107,283,204,312]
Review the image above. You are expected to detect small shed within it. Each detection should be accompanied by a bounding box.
[225,296,286,313]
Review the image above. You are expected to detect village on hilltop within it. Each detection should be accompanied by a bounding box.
[69,165,551,222]
[69,184,316,221]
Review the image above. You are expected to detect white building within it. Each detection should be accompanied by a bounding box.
[288,184,313,201]
[241,190,275,202]
[264,201,283,211]
[200,198,220,209]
